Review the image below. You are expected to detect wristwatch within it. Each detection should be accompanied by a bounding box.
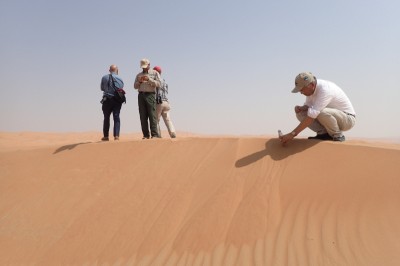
[291,131,297,137]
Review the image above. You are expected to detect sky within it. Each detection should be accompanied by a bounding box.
[1,0,399,139]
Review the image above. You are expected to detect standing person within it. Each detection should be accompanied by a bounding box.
[100,64,124,141]
[279,72,356,145]
[153,66,176,138]
[134,58,161,139]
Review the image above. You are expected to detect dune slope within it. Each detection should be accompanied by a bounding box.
[1,137,400,265]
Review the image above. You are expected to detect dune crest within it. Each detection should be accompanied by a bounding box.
[1,134,400,265]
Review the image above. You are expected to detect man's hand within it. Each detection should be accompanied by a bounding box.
[140,76,149,82]
[279,133,295,145]
[295,105,308,113]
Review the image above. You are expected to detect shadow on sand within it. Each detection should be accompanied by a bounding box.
[53,142,93,154]
[235,138,320,168]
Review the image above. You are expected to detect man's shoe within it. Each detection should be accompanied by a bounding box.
[308,133,332,140]
[171,132,176,138]
[142,137,150,140]
[114,136,119,140]
[101,137,109,141]
[333,135,346,142]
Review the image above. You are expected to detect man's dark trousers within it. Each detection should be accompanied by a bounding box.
[138,92,159,138]
[102,97,122,138]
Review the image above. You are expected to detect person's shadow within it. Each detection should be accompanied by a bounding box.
[235,138,320,168]
[53,142,92,154]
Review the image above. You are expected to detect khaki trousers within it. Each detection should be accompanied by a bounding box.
[296,108,356,137]
[156,101,176,137]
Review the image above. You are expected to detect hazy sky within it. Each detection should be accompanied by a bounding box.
[1,0,399,139]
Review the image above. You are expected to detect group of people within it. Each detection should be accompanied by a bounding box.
[100,59,176,141]
[101,63,356,145]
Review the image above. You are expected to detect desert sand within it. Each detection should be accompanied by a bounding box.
[1,132,400,265]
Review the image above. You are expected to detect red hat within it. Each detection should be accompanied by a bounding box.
[153,66,162,73]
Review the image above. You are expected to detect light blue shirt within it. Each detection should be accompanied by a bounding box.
[101,72,124,98]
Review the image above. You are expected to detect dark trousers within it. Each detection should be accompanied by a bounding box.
[102,97,122,137]
[138,92,159,138]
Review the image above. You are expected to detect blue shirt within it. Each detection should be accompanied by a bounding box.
[101,72,124,98]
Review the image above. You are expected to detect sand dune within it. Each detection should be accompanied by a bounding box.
[1,133,400,265]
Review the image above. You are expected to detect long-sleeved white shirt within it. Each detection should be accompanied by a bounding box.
[305,79,356,119]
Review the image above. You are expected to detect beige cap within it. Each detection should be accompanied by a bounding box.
[140,58,150,69]
[292,72,316,93]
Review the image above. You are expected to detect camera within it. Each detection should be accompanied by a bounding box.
[100,96,107,104]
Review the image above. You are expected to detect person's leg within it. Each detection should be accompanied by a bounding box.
[112,99,122,138]
[316,108,356,138]
[138,93,150,138]
[161,102,176,137]
[145,93,159,138]
[296,111,327,135]
[102,99,113,139]
[156,103,162,121]
[156,103,162,138]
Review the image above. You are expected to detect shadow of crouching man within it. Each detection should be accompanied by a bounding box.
[235,138,319,168]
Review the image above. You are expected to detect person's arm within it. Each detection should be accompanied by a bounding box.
[100,76,107,91]
[146,72,161,88]
[134,75,141,90]
[295,105,309,113]
[164,80,168,94]
[279,116,315,145]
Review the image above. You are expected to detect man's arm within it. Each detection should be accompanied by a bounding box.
[100,76,107,91]
[279,116,314,145]
[146,72,161,88]
[295,105,309,113]
[134,75,141,90]
[292,116,314,136]
[163,80,169,94]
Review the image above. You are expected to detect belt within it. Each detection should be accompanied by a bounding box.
[344,111,356,118]
[139,91,155,94]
